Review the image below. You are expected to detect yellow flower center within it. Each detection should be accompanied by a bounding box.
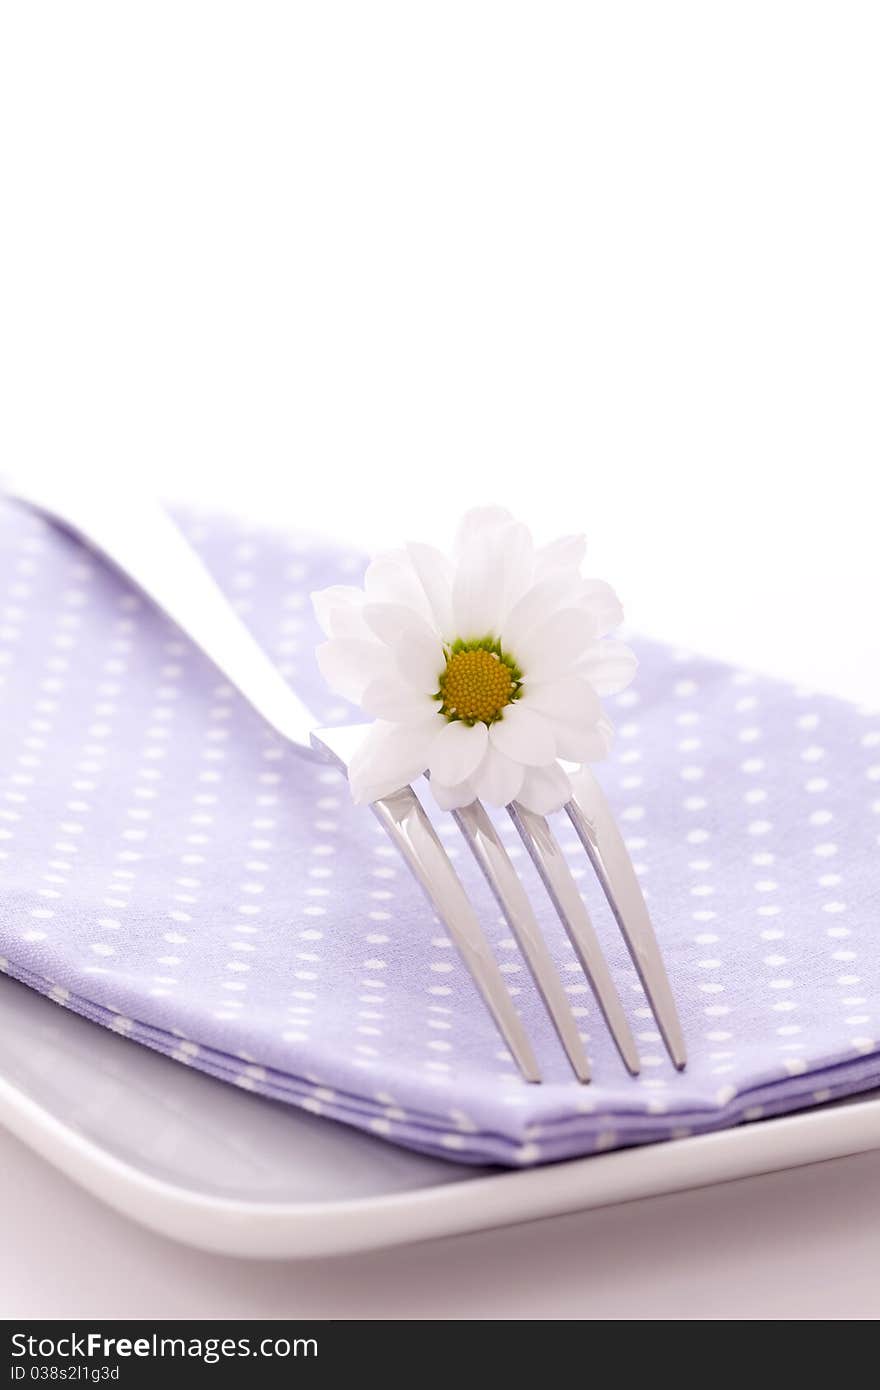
[438,648,515,724]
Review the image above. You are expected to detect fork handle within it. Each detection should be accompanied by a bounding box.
[4,472,323,756]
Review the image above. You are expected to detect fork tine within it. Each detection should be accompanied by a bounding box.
[371,786,542,1083]
[565,768,687,1069]
[453,800,591,1082]
[509,802,641,1076]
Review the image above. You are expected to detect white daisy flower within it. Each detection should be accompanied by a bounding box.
[311,507,636,815]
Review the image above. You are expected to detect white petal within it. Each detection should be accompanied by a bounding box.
[394,626,446,694]
[316,638,392,702]
[361,677,439,725]
[454,507,515,556]
[571,717,614,762]
[578,640,638,695]
[362,601,437,648]
[489,703,556,765]
[472,744,524,807]
[500,575,577,654]
[428,719,488,785]
[406,542,455,639]
[533,534,586,581]
[579,578,624,636]
[348,716,443,803]
[520,675,601,726]
[492,520,535,623]
[515,608,597,682]
[453,519,534,638]
[551,720,608,762]
[311,585,369,639]
[522,679,611,759]
[451,539,498,639]
[430,778,476,811]
[364,552,432,619]
[515,761,572,814]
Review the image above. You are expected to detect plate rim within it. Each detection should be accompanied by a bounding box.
[4,1070,880,1259]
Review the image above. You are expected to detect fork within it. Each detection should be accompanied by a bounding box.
[3,473,686,1083]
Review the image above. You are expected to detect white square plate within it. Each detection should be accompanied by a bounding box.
[3,973,880,1259]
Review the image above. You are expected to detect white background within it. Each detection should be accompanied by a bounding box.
[3,2,879,698]
[1,2,879,1319]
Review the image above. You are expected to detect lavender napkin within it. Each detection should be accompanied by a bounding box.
[1,496,878,1166]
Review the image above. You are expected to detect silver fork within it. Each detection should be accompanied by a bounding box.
[4,473,686,1083]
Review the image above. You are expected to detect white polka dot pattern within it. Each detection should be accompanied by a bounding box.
[1,499,879,1166]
